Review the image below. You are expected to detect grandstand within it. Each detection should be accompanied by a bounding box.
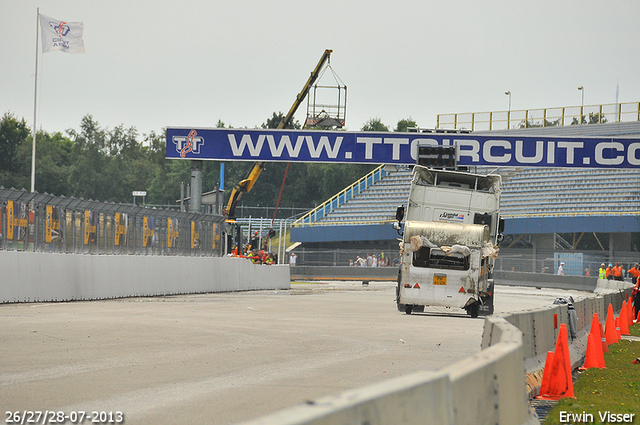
[309,166,412,225]
[289,120,640,273]
[500,167,640,215]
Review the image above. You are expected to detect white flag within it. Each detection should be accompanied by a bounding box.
[39,13,85,54]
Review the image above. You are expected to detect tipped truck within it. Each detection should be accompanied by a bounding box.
[393,164,503,317]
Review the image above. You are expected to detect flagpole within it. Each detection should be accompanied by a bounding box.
[31,7,40,193]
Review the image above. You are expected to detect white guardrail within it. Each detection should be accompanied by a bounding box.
[235,278,633,425]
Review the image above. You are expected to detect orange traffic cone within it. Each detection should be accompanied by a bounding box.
[589,313,606,367]
[628,297,635,327]
[599,322,609,353]
[615,317,622,339]
[579,333,603,370]
[620,301,630,335]
[537,351,554,397]
[536,324,574,400]
[636,310,640,324]
[605,304,619,345]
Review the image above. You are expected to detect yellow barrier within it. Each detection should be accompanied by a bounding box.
[437,101,640,131]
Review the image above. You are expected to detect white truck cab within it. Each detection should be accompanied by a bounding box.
[394,164,503,317]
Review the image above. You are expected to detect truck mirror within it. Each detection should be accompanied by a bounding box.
[395,206,405,221]
[498,218,505,233]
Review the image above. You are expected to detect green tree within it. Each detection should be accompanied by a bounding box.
[261,111,301,129]
[395,118,417,132]
[361,118,389,132]
[518,118,560,128]
[34,131,74,196]
[66,115,111,200]
[571,112,607,125]
[0,112,30,189]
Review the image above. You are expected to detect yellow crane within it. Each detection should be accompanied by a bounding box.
[224,49,333,221]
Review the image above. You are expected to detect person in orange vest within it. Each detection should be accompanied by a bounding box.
[627,263,640,286]
[613,261,623,281]
[634,273,640,319]
[606,263,614,280]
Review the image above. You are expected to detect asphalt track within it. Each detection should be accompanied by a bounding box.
[0,282,588,425]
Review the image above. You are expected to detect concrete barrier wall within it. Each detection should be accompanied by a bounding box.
[482,279,633,398]
[494,270,598,291]
[0,251,290,303]
[290,266,397,281]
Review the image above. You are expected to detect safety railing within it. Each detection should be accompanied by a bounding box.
[291,218,395,228]
[0,187,226,256]
[437,101,640,131]
[501,210,640,219]
[292,165,388,227]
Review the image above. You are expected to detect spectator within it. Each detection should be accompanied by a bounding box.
[613,262,623,281]
[599,263,607,279]
[366,253,373,267]
[372,255,378,267]
[557,262,566,276]
[289,252,297,267]
[628,263,640,285]
[606,263,613,280]
[634,275,640,319]
[585,268,590,277]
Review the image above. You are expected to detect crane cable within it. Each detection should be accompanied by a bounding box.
[263,161,290,250]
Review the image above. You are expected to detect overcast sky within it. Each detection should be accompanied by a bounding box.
[3,1,639,138]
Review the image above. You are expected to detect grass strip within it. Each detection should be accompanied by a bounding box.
[544,321,640,424]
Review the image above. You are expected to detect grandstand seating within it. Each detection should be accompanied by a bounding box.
[309,167,411,224]
[301,165,640,226]
[499,167,640,216]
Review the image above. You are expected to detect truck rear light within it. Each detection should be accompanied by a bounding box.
[404,284,412,288]
[467,289,475,294]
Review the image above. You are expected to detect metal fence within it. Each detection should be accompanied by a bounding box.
[437,101,640,131]
[0,187,226,256]
[288,247,640,280]
[493,248,640,278]
[288,249,401,267]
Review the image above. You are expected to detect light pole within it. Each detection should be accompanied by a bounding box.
[505,91,511,129]
[577,86,584,124]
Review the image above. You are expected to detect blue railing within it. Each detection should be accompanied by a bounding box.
[292,165,387,227]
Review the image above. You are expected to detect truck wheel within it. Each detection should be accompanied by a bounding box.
[413,305,424,313]
[397,303,405,312]
[405,305,413,315]
[467,304,479,318]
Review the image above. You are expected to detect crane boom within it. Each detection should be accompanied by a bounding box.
[225,49,333,220]
[278,49,332,130]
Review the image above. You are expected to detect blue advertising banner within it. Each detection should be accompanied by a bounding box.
[166,127,640,169]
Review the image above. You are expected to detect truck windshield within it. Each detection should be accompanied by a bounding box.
[412,247,469,270]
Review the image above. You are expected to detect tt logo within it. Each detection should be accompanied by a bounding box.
[172,130,204,157]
